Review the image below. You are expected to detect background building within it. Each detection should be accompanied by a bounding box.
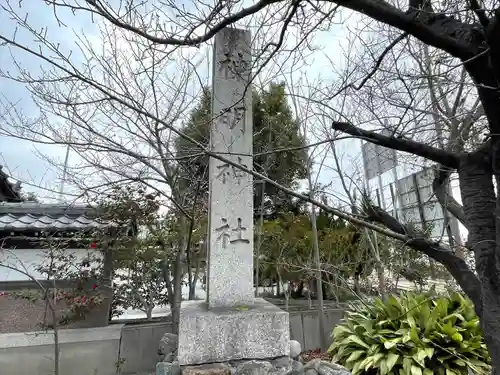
[361,129,462,247]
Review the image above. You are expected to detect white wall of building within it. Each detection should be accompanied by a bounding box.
[0,248,101,281]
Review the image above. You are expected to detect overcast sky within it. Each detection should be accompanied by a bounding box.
[0,3,101,201]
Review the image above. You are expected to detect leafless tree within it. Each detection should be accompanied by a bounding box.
[0,19,211,331]
[287,81,330,351]
[308,22,484,283]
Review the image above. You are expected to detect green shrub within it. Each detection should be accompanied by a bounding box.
[328,292,491,375]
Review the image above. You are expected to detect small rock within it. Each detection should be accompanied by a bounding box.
[315,361,350,375]
[305,369,317,375]
[284,360,305,375]
[291,361,304,373]
[289,340,302,358]
[158,333,178,362]
[157,361,181,375]
[183,363,232,375]
[273,357,293,368]
[235,360,273,375]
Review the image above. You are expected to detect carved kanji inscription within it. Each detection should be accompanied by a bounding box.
[214,217,250,248]
[230,218,250,245]
[216,156,248,184]
[218,50,250,81]
[215,218,230,249]
[219,105,246,133]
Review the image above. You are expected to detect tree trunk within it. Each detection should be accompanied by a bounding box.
[428,259,437,279]
[170,249,184,335]
[188,281,196,300]
[480,286,500,374]
[50,284,60,375]
[353,274,360,295]
[321,274,329,300]
[278,271,289,310]
[297,281,304,297]
[310,198,327,351]
[146,307,153,321]
[161,253,180,332]
[101,247,114,321]
[309,279,316,299]
[183,175,204,302]
[458,151,500,373]
[187,259,198,300]
[376,263,385,295]
[188,261,201,300]
[307,288,312,309]
[333,276,340,308]
[255,181,266,297]
[365,230,386,294]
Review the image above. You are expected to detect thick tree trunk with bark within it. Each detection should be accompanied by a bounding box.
[480,287,500,374]
[458,149,500,374]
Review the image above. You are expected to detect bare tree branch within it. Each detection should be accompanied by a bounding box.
[362,199,480,305]
[331,120,461,168]
[432,166,467,227]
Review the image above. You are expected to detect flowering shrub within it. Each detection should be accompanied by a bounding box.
[10,242,108,327]
[56,289,104,324]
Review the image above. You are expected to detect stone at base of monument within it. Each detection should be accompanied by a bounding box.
[179,356,302,375]
[298,359,351,375]
[159,333,179,362]
[177,298,289,365]
[156,357,351,375]
[157,361,181,375]
[288,340,301,359]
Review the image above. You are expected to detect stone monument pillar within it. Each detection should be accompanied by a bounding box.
[205,26,254,308]
[176,27,290,367]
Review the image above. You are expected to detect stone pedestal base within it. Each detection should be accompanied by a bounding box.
[182,357,299,375]
[177,298,290,365]
[156,358,352,375]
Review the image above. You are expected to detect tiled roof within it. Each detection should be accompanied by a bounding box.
[0,203,108,231]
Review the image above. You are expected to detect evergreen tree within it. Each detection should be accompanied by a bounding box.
[174,82,307,214]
